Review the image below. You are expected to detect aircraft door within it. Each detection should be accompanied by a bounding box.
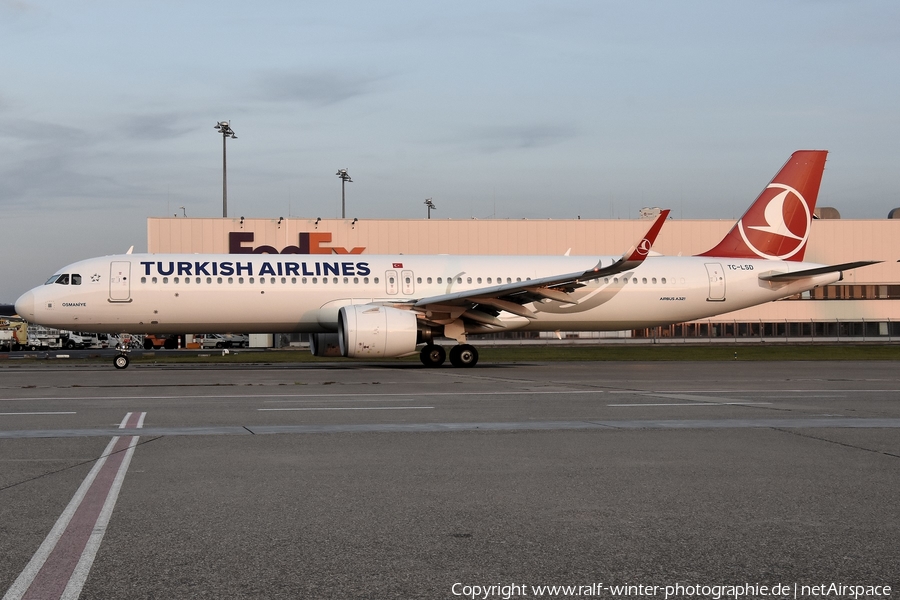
[109,261,132,302]
[401,270,415,295]
[385,270,398,295]
[704,263,725,301]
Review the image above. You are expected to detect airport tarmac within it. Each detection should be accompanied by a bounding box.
[0,359,898,599]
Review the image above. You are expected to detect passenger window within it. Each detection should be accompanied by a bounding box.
[662,277,667,284]
[207,277,212,284]
[477,277,482,284]
[437,277,442,284]
[152,277,158,284]
[467,277,472,284]
[457,277,462,284]
[353,277,359,284]
[281,277,286,284]
[427,277,432,284]
[374,277,379,284]
[141,277,147,284]
[163,277,169,284]
[228,277,234,284]
[642,278,647,284]
[487,277,492,284]
[174,277,180,284]
[652,278,657,284]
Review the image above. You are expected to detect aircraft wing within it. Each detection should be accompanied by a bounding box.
[411,209,669,321]
[758,260,881,282]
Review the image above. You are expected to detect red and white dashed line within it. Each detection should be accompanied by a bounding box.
[3,411,146,600]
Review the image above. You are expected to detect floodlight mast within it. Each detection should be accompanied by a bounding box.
[215,121,237,217]
[425,198,436,219]
[336,169,352,218]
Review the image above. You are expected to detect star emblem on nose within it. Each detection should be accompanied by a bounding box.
[91,274,101,282]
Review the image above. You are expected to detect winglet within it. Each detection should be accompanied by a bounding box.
[579,209,670,279]
[623,209,670,262]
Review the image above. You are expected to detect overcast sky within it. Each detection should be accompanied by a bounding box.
[2,0,900,300]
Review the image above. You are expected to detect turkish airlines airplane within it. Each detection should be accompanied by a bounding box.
[15,150,877,369]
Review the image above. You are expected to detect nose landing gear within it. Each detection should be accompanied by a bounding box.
[113,334,134,369]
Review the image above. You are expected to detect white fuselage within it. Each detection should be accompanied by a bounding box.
[15,253,839,335]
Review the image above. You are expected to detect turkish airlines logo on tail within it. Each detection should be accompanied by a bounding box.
[737,183,811,260]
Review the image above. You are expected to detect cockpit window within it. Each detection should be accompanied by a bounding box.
[72,274,82,285]
[45,274,70,285]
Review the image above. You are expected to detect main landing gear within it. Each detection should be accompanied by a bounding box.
[419,344,478,368]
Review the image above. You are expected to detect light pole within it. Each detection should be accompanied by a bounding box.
[424,198,436,219]
[215,121,237,217]
[336,169,352,218]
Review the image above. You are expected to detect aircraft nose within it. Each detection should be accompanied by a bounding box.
[15,290,35,320]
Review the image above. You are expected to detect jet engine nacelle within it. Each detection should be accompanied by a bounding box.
[309,333,343,357]
[338,305,419,358]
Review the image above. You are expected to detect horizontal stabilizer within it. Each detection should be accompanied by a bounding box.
[758,260,881,282]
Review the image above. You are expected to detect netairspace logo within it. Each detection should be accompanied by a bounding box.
[450,582,893,599]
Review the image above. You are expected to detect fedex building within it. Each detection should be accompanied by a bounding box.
[147,215,900,341]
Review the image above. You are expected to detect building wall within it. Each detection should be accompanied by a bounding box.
[147,217,900,326]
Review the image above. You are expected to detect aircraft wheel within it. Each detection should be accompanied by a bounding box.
[113,354,130,369]
[419,344,446,367]
[449,344,478,368]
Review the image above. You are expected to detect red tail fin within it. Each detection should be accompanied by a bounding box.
[699,150,827,261]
